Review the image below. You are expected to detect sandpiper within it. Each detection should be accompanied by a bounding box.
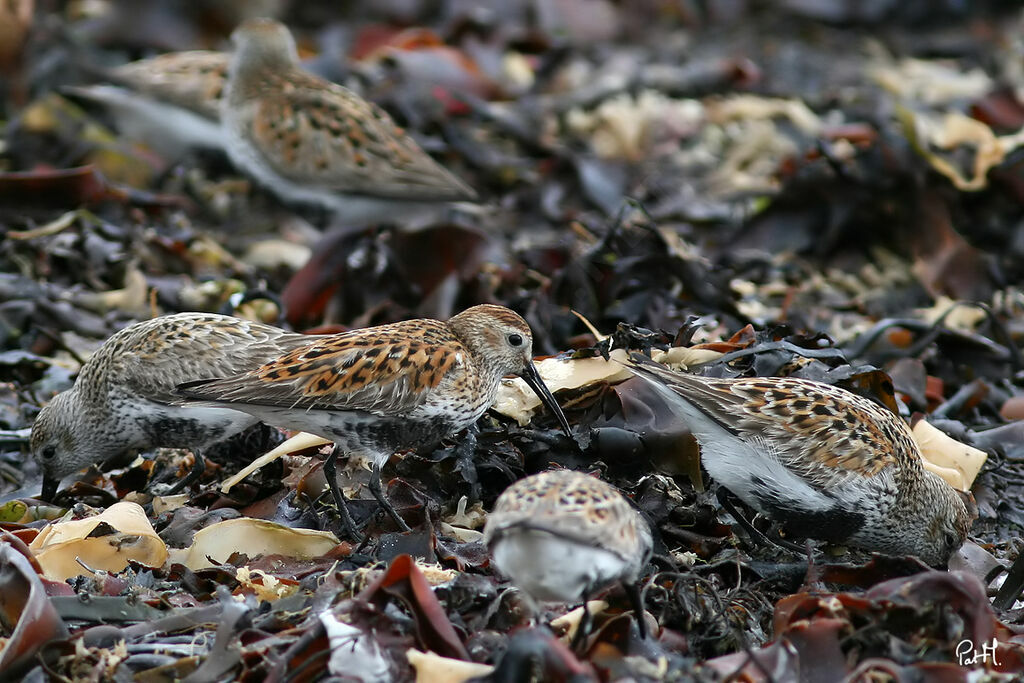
[177,304,573,539]
[221,18,477,223]
[63,51,228,155]
[626,354,971,566]
[483,469,652,640]
[31,313,319,500]
[109,50,227,121]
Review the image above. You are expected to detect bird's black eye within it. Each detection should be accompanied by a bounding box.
[507,333,524,347]
[41,445,57,460]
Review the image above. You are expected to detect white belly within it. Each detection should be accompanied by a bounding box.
[490,528,629,602]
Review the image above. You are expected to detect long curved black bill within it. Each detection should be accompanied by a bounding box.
[41,475,59,502]
[519,361,573,439]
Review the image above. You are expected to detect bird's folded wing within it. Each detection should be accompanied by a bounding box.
[177,334,461,416]
[627,353,901,487]
[249,74,476,201]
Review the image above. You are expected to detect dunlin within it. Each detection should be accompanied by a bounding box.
[109,50,228,121]
[483,469,652,640]
[63,51,228,155]
[177,304,573,539]
[626,354,971,565]
[222,18,477,223]
[31,313,318,500]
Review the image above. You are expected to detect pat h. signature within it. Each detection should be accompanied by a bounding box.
[956,638,1000,667]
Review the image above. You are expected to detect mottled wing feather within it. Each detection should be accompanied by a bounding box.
[486,472,649,561]
[628,356,911,489]
[113,51,227,119]
[179,321,464,416]
[728,377,906,476]
[249,71,474,200]
[112,315,317,404]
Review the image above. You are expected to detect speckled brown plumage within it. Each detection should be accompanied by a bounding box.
[483,470,652,637]
[484,469,652,566]
[222,18,476,218]
[30,313,321,498]
[627,353,971,566]
[61,49,229,155]
[177,304,572,538]
[111,50,228,120]
[224,324,460,410]
[178,306,543,419]
[654,373,909,485]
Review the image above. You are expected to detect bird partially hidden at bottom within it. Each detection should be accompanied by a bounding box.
[626,353,971,566]
[177,304,573,541]
[483,469,653,646]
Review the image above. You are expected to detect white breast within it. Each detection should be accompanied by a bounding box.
[490,528,630,602]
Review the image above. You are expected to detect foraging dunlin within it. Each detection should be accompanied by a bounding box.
[626,354,971,565]
[222,19,477,222]
[177,304,572,539]
[31,313,318,500]
[483,469,652,639]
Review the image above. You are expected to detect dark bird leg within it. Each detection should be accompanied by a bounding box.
[369,461,412,532]
[624,581,648,639]
[323,445,364,543]
[164,450,207,495]
[716,487,805,554]
[453,424,481,503]
[802,539,824,591]
[570,592,592,653]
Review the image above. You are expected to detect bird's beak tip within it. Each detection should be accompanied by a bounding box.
[40,476,59,502]
[519,362,574,441]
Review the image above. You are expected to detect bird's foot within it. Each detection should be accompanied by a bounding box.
[323,446,365,543]
[161,450,207,496]
[369,462,412,532]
